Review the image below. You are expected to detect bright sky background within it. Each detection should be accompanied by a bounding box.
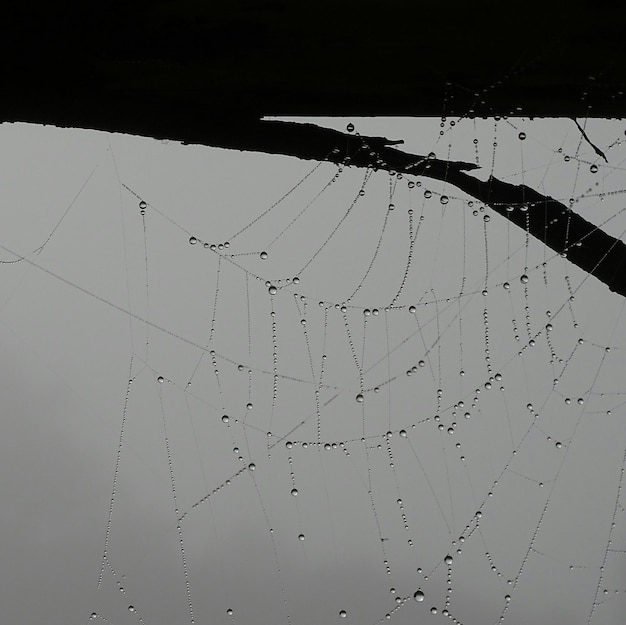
[1,117,625,625]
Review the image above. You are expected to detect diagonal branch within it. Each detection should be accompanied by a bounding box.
[231,118,626,299]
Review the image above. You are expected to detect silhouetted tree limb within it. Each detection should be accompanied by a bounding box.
[228,119,626,298]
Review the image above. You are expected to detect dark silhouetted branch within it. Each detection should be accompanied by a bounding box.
[240,119,626,298]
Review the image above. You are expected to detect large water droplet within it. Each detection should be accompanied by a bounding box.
[518,132,526,140]
[444,554,453,564]
[157,376,164,383]
[298,533,305,541]
[189,236,197,245]
[128,606,136,613]
[268,285,277,295]
[346,123,355,133]
[520,274,529,284]
[222,415,230,423]
[260,251,268,259]
[414,590,425,602]
[340,610,347,618]
[355,393,364,403]
[424,190,432,199]
[440,195,449,205]
[291,488,299,496]
[590,164,598,173]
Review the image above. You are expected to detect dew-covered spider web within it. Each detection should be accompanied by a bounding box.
[1,113,626,625]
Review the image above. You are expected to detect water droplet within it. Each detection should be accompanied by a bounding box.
[399,429,407,437]
[590,164,598,173]
[260,251,268,259]
[388,203,395,211]
[520,274,529,284]
[418,359,425,367]
[227,609,233,616]
[298,533,305,540]
[440,195,449,205]
[424,190,432,199]
[139,200,147,210]
[356,394,364,403]
[189,236,197,245]
[128,606,135,613]
[291,488,299,496]
[247,402,253,410]
[503,282,510,290]
[483,214,491,222]
[414,590,425,602]
[555,441,562,449]
[268,285,277,295]
[222,415,230,423]
[518,132,526,140]
[444,554,453,564]
[409,305,416,313]
[346,123,355,133]
[157,376,164,383]
[248,463,256,471]
[340,610,347,618]
[430,607,438,614]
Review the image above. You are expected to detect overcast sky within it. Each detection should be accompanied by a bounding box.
[1,117,625,625]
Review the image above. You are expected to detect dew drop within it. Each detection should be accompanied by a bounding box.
[518,132,526,140]
[189,236,197,245]
[248,463,256,471]
[444,554,453,564]
[128,606,135,613]
[346,123,355,133]
[424,190,432,199]
[418,359,425,367]
[139,200,147,210]
[260,251,268,259]
[430,607,438,614]
[291,488,299,496]
[157,376,164,383]
[414,590,425,602]
[355,393,364,403]
[520,274,529,284]
[590,164,598,173]
[340,610,347,618]
[227,609,233,616]
[222,415,230,423]
[399,429,407,437]
[503,282,510,290]
[440,195,449,205]
[409,305,416,313]
[298,533,305,541]
[268,285,277,295]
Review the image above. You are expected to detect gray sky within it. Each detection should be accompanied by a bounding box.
[1,117,625,625]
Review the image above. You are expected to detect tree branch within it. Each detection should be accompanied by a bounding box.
[237,119,626,298]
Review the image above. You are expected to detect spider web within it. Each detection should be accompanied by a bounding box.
[1,110,626,625]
